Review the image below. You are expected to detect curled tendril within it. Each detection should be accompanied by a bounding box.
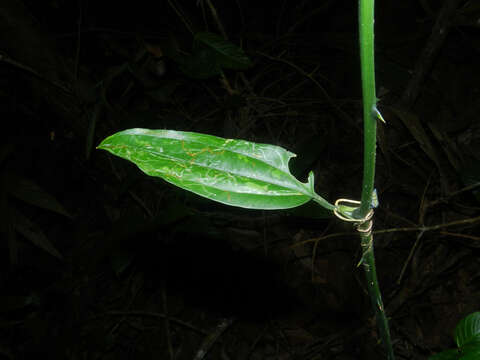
[333,198,374,236]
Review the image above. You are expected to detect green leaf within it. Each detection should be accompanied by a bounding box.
[177,32,252,79]
[194,32,252,70]
[428,349,460,360]
[460,340,480,359]
[455,312,480,348]
[97,129,334,211]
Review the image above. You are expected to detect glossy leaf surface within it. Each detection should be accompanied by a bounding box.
[98,129,334,210]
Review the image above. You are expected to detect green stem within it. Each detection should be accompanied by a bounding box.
[358,0,376,214]
[358,0,395,358]
[360,233,395,359]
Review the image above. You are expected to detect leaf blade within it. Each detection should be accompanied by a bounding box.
[98,129,333,210]
[455,312,480,348]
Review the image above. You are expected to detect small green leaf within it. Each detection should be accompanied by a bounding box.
[98,129,334,211]
[194,32,252,70]
[177,32,252,79]
[455,312,480,348]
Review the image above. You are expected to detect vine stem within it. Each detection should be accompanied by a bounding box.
[358,0,395,358]
[360,233,395,359]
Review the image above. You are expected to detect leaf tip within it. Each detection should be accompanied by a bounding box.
[96,138,109,151]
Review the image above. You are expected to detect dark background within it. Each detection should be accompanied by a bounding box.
[1,0,480,359]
